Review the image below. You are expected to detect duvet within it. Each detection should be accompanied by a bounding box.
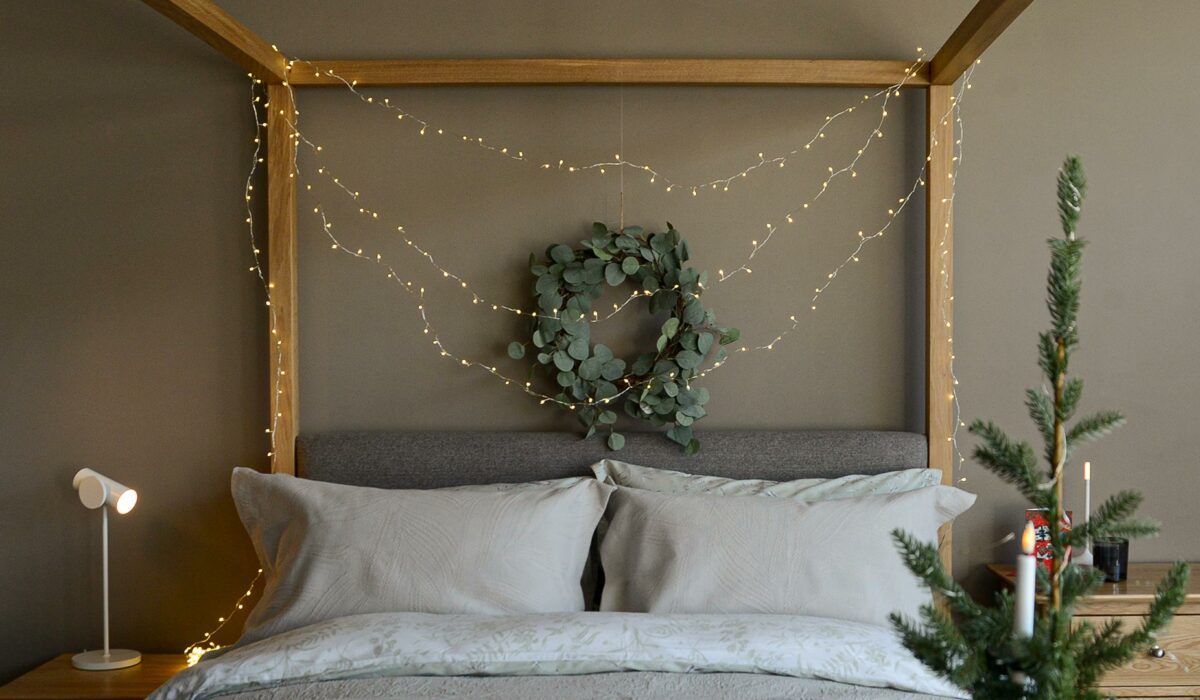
[151,612,965,699]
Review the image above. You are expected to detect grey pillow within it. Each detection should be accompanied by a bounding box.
[599,485,975,627]
[232,468,614,647]
[591,459,942,499]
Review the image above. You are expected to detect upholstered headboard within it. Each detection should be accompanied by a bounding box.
[296,430,929,489]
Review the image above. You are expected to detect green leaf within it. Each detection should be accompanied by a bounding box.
[592,222,608,237]
[607,432,625,450]
[593,344,613,362]
[598,410,618,425]
[663,381,679,397]
[656,334,668,353]
[563,267,584,285]
[676,350,702,369]
[718,327,740,345]
[666,424,693,446]
[684,438,700,455]
[567,337,590,361]
[535,273,559,295]
[697,333,714,355]
[556,371,575,387]
[531,330,546,348]
[578,357,602,381]
[662,317,680,338]
[552,351,574,372]
[536,352,551,365]
[601,359,626,381]
[550,244,575,265]
[621,256,640,275]
[682,299,705,325]
[506,342,525,359]
[622,225,644,236]
[605,263,625,286]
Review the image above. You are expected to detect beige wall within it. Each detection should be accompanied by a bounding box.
[3,0,1197,683]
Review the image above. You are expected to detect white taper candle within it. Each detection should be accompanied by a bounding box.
[1014,521,1036,638]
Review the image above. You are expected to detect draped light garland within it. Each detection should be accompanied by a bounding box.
[271,64,928,323]
[187,52,979,663]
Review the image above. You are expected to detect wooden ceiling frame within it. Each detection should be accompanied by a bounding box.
[141,0,1032,574]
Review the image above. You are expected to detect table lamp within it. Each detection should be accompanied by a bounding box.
[71,468,141,671]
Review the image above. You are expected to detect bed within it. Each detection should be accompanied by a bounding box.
[151,429,968,700]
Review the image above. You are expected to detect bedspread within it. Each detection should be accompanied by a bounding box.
[151,612,965,700]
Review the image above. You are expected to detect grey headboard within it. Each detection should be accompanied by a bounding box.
[296,430,929,489]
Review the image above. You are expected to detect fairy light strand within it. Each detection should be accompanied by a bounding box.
[272,66,926,322]
[184,568,264,666]
[288,55,927,200]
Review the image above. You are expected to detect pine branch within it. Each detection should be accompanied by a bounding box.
[1060,377,1084,421]
[1058,156,1087,239]
[1078,562,1190,679]
[1067,410,1126,446]
[968,420,1048,507]
[1025,388,1055,463]
[1068,490,1160,548]
[891,529,983,620]
[889,606,976,688]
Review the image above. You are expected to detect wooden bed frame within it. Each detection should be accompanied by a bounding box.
[140,0,1034,573]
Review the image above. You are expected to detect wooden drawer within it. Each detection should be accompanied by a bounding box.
[1075,613,1200,692]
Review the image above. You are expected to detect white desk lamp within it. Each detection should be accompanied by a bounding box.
[71,468,142,671]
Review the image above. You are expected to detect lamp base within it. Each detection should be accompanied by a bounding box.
[72,649,141,671]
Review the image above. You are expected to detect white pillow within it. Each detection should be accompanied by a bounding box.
[591,459,942,500]
[599,485,975,627]
[232,468,613,647]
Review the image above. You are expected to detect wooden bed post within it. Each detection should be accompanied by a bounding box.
[926,84,956,575]
[925,0,1031,575]
[267,84,298,475]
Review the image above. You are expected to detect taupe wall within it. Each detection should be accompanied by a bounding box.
[3,0,1197,684]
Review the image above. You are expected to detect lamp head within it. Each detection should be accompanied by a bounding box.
[73,468,137,514]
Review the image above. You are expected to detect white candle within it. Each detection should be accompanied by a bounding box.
[1075,461,1094,567]
[1014,521,1036,638]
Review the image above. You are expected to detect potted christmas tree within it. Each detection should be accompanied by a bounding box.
[890,157,1189,699]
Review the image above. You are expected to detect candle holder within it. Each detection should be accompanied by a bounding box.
[1093,538,1129,582]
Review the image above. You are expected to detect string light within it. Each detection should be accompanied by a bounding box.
[288,55,926,200]
[275,65,927,321]
[252,56,980,459]
[184,568,263,666]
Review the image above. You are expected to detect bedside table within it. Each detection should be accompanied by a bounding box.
[0,654,186,700]
[988,562,1200,698]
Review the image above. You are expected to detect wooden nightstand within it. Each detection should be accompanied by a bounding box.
[0,655,186,700]
[988,562,1200,698]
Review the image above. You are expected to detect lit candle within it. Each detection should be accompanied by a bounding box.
[1014,521,1036,638]
[1075,462,1094,567]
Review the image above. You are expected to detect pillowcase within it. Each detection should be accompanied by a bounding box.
[232,468,614,647]
[599,485,975,627]
[591,459,942,500]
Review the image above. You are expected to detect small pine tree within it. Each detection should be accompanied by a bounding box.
[890,156,1189,699]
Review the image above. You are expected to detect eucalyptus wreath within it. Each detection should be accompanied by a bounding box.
[507,222,739,453]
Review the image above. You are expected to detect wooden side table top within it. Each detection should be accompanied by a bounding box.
[0,654,186,700]
[987,562,1199,615]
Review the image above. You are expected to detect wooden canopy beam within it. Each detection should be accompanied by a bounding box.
[930,0,1032,85]
[287,59,930,88]
[142,0,287,82]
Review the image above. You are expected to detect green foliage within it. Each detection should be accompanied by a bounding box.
[510,222,737,452]
[891,157,1190,699]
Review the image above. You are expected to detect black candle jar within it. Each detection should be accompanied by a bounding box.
[1093,538,1129,582]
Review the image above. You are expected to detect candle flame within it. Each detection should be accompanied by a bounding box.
[1084,461,1091,480]
[1021,521,1036,555]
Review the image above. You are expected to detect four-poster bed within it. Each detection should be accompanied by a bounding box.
[141,0,1030,573]
[135,2,1030,697]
